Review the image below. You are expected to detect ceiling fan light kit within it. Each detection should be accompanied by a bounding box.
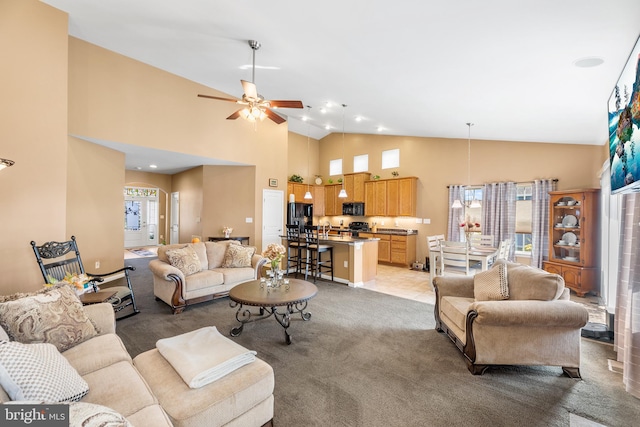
[197,40,303,124]
[0,158,15,171]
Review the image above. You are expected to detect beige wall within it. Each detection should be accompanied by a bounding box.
[0,0,69,293]
[287,131,320,183]
[172,168,204,243]
[313,132,605,265]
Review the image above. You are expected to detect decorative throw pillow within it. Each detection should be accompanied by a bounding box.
[0,341,89,402]
[0,285,97,352]
[474,261,509,301]
[166,246,202,276]
[69,402,132,426]
[221,245,256,268]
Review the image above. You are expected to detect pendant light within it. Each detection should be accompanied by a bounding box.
[304,106,313,200]
[452,122,480,208]
[338,104,348,198]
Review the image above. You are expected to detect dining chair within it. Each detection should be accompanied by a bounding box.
[427,234,445,274]
[439,241,477,276]
[497,238,512,261]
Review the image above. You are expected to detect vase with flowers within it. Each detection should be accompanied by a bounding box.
[460,215,481,247]
[262,243,286,287]
[222,226,233,238]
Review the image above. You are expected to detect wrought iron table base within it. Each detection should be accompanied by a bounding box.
[230,301,312,344]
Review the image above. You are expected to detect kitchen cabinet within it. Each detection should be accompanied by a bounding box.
[542,189,599,296]
[390,234,416,266]
[324,184,343,216]
[364,181,387,216]
[287,182,307,202]
[387,177,418,217]
[313,185,325,216]
[358,232,415,265]
[344,172,370,203]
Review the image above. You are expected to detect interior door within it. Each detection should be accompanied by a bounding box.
[170,192,180,244]
[262,189,284,252]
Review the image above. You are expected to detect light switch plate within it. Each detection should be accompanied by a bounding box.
[423,218,431,224]
[415,218,422,223]
[246,217,253,223]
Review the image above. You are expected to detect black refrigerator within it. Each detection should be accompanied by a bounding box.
[287,203,313,230]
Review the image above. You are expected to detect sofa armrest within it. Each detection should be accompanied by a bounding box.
[149,259,185,283]
[469,300,589,328]
[252,255,268,279]
[83,303,116,335]
[433,275,475,298]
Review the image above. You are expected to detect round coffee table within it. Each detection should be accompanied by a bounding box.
[229,278,317,344]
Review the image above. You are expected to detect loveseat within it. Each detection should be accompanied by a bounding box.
[149,241,267,314]
[432,260,589,377]
[0,286,275,427]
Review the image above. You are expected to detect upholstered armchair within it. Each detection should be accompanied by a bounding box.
[432,260,589,377]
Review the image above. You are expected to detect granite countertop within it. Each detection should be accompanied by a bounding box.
[318,236,380,245]
[368,228,418,236]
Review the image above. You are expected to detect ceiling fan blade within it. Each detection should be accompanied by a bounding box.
[197,94,238,102]
[264,108,286,125]
[269,100,304,109]
[226,109,243,120]
[241,80,258,100]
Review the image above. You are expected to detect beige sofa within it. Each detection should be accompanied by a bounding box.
[149,241,267,314]
[432,260,589,377]
[0,301,275,427]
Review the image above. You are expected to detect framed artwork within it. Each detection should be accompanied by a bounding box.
[269,178,278,187]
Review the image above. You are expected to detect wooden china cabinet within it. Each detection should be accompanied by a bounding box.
[542,189,600,297]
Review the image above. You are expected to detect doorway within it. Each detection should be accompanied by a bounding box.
[262,189,284,252]
[124,187,159,248]
[170,192,180,244]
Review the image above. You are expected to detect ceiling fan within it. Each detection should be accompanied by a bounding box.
[198,40,303,124]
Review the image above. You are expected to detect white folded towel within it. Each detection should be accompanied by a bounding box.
[156,326,256,389]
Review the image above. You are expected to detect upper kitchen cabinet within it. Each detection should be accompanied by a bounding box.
[365,180,387,216]
[365,177,418,217]
[324,183,343,216]
[343,172,370,203]
[287,182,307,202]
[387,177,418,217]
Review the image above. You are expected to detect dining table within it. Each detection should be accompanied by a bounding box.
[429,244,499,283]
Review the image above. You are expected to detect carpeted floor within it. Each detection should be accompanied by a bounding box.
[115,257,639,427]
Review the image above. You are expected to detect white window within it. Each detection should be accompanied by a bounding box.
[353,154,368,173]
[329,159,342,176]
[381,149,399,169]
[515,184,533,255]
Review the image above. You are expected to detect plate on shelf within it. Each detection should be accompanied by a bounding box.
[564,256,578,262]
[562,214,578,227]
[562,232,577,245]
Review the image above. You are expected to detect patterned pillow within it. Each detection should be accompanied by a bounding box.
[0,341,89,402]
[166,246,202,276]
[69,402,132,426]
[0,285,97,352]
[221,245,256,268]
[474,262,509,301]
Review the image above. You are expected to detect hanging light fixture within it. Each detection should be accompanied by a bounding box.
[452,123,481,209]
[0,158,15,171]
[338,104,348,198]
[304,106,313,200]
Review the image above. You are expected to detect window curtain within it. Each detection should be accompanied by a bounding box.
[481,182,516,260]
[447,185,464,242]
[615,193,640,399]
[530,179,556,268]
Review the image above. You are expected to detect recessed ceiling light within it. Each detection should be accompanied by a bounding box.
[377,126,385,132]
[136,166,142,170]
[320,108,327,114]
[149,164,157,169]
[325,125,331,130]
[301,116,309,121]
[355,116,363,122]
[574,57,604,68]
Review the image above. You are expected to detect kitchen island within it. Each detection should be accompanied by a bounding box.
[283,235,379,287]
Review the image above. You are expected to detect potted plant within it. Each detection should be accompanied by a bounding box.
[289,174,303,183]
[372,175,380,180]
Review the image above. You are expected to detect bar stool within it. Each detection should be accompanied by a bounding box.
[285,225,306,277]
[303,225,333,283]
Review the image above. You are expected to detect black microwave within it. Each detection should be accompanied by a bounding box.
[342,202,365,216]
